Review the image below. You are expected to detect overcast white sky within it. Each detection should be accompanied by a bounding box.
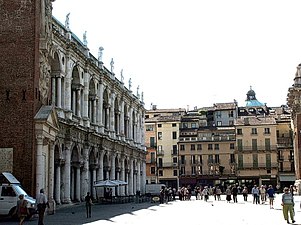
[52,0,301,110]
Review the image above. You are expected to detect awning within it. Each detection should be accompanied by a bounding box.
[279,175,296,182]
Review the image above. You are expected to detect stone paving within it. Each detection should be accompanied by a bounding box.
[1,194,301,225]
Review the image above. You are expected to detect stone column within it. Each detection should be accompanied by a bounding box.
[72,90,76,114]
[82,145,89,201]
[92,168,97,198]
[57,77,62,108]
[52,77,56,106]
[120,101,125,141]
[65,57,72,119]
[110,93,115,137]
[129,108,133,140]
[141,161,146,194]
[137,161,141,192]
[120,159,125,196]
[54,161,61,204]
[98,80,104,133]
[76,88,81,117]
[93,99,97,124]
[63,144,71,203]
[110,153,116,196]
[36,135,44,198]
[75,166,81,201]
[48,141,55,213]
[128,159,134,195]
[83,71,89,127]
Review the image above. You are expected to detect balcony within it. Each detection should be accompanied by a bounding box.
[236,145,277,152]
[237,162,278,169]
[157,150,164,156]
[277,137,293,148]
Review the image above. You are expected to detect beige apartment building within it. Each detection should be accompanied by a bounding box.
[235,116,278,188]
[178,103,237,189]
[145,106,186,188]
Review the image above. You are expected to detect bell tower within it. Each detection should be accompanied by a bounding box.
[0,0,54,195]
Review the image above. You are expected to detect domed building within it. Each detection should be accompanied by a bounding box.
[245,86,265,107]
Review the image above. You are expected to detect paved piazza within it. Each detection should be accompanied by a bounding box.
[1,194,301,225]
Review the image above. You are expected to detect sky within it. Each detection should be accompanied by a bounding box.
[52,0,301,110]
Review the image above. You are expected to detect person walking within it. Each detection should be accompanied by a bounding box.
[231,185,238,203]
[85,192,93,218]
[225,186,232,203]
[282,187,295,224]
[242,186,248,201]
[251,185,259,204]
[266,185,275,209]
[16,194,28,225]
[37,188,49,225]
[259,185,266,203]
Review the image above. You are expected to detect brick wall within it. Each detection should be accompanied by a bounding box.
[0,0,42,196]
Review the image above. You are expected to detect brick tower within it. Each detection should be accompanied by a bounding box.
[0,0,53,195]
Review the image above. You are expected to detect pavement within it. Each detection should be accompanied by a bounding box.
[1,194,301,225]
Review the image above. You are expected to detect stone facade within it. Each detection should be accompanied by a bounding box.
[0,0,146,205]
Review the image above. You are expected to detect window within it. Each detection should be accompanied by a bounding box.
[230,154,235,163]
[150,167,155,174]
[180,167,185,175]
[214,144,219,150]
[229,120,234,126]
[158,124,162,128]
[217,121,222,126]
[264,128,270,134]
[172,145,177,155]
[183,123,188,128]
[199,155,203,164]
[172,131,177,139]
[215,155,220,163]
[172,123,177,127]
[266,153,271,168]
[158,158,163,167]
[208,144,213,150]
[230,143,235,150]
[265,138,271,150]
[146,125,154,131]
[180,155,185,164]
[251,128,257,134]
[191,155,196,164]
[150,137,155,147]
[191,123,197,128]
[216,111,222,118]
[237,129,242,135]
[180,145,185,151]
[208,155,214,163]
[252,139,257,151]
[173,170,178,176]
[1,186,16,196]
[229,111,234,117]
[197,144,202,150]
[158,132,162,140]
[238,154,243,169]
[191,166,196,175]
[173,157,178,163]
[190,144,195,151]
[253,154,258,168]
[158,170,163,176]
[150,152,155,163]
[237,139,243,151]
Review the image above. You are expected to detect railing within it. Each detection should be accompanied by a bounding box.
[236,145,277,151]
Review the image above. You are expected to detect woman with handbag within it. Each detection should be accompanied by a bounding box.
[16,194,28,225]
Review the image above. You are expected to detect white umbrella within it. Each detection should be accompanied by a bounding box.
[94,180,119,187]
[113,180,127,186]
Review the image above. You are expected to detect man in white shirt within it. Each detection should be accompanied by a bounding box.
[37,189,48,225]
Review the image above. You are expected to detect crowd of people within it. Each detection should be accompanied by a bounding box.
[159,184,297,224]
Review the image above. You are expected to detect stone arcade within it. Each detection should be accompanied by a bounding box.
[0,0,146,207]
